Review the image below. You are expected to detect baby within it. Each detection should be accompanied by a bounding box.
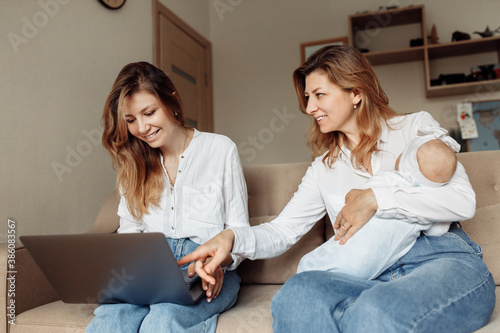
[297,135,458,279]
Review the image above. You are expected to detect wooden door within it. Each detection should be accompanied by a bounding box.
[153,1,213,132]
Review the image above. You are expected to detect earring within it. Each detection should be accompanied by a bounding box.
[353,104,357,109]
[175,112,178,117]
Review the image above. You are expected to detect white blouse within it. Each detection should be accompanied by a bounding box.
[231,111,476,260]
[117,129,249,269]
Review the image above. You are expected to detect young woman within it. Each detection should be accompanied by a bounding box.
[86,62,249,332]
[180,45,496,332]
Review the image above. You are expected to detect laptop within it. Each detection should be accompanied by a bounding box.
[20,232,204,305]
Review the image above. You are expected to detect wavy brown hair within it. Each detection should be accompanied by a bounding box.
[293,45,398,169]
[102,62,185,220]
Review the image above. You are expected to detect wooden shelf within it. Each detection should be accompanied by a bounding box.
[364,46,425,65]
[426,78,500,98]
[427,36,500,59]
[348,5,500,98]
[349,6,424,30]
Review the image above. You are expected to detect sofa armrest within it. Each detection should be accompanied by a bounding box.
[87,190,120,234]
[1,244,60,330]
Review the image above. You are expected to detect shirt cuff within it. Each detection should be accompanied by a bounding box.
[229,226,256,260]
[225,253,244,271]
[371,186,398,219]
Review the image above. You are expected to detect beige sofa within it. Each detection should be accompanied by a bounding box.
[2,150,499,332]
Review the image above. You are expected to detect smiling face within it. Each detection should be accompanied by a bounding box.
[122,90,178,149]
[304,71,361,140]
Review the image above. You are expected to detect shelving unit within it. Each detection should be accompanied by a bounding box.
[348,5,500,98]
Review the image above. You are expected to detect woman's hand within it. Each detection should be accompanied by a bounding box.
[178,229,235,285]
[188,258,224,302]
[333,189,378,244]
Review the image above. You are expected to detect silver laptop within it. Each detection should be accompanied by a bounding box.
[20,233,204,305]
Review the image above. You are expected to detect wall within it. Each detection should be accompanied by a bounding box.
[2,0,500,240]
[209,0,500,165]
[0,0,153,241]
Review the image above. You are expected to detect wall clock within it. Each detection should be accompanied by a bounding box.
[98,0,126,10]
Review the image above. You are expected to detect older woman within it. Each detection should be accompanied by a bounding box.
[180,46,495,333]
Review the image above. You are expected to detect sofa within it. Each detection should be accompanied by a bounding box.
[1,150,499,332]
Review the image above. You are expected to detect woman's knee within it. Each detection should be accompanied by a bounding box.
[271,271,345,313]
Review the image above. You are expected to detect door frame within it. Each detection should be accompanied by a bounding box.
[152,1,214,132]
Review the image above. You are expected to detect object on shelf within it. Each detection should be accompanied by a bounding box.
[430,73,466,86]
[452,31,471,42]
[494,64,500,78]
[473,25,500,38]
[470,64,497,81]
[378,5,399,11]
[428,24,439,44]
[410,38,424,47]
[357,48,370,53]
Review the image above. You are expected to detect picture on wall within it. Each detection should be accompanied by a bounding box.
[300,37,348,64]
[466,99,500,152]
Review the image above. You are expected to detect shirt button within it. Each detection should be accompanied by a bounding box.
[178,170,182,173]
[171,207,174,210]
[181,156,184,158]
[171,226,174,230]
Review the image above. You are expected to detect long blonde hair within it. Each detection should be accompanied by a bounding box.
[293,45,398,169]
[102,62,185,220]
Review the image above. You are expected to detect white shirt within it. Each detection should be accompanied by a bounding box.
[117,129,249,269]
[231,111,476,260]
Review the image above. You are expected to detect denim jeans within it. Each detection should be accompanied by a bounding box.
[86,238,241,333]
[271,224,496,333]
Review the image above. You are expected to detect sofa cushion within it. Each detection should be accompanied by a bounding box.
[462,204,500,283]
[11,301,96,333]
[243,162,310,218]
[458,151,500,285]
[238,215,325,284]
[216,284,280,333]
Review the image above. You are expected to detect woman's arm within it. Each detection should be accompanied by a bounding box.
[179,159,328,281]
[220,143,250,270]
[372,162,475,223]
[333,111,475,244]
[372,111,476,224]
[230,160,327,261]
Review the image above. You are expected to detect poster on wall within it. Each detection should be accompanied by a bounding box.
[466,99,500,152]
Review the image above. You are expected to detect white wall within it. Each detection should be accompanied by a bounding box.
[209,0,500,165]
[0,0,153,240]
[2,0,500,240]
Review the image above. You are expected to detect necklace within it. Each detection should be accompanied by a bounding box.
[165,128,189,194]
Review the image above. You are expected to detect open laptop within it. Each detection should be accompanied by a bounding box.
[20,233,204,305]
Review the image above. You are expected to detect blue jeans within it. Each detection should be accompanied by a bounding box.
[86,238,241,333]
[271,224,496,333]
